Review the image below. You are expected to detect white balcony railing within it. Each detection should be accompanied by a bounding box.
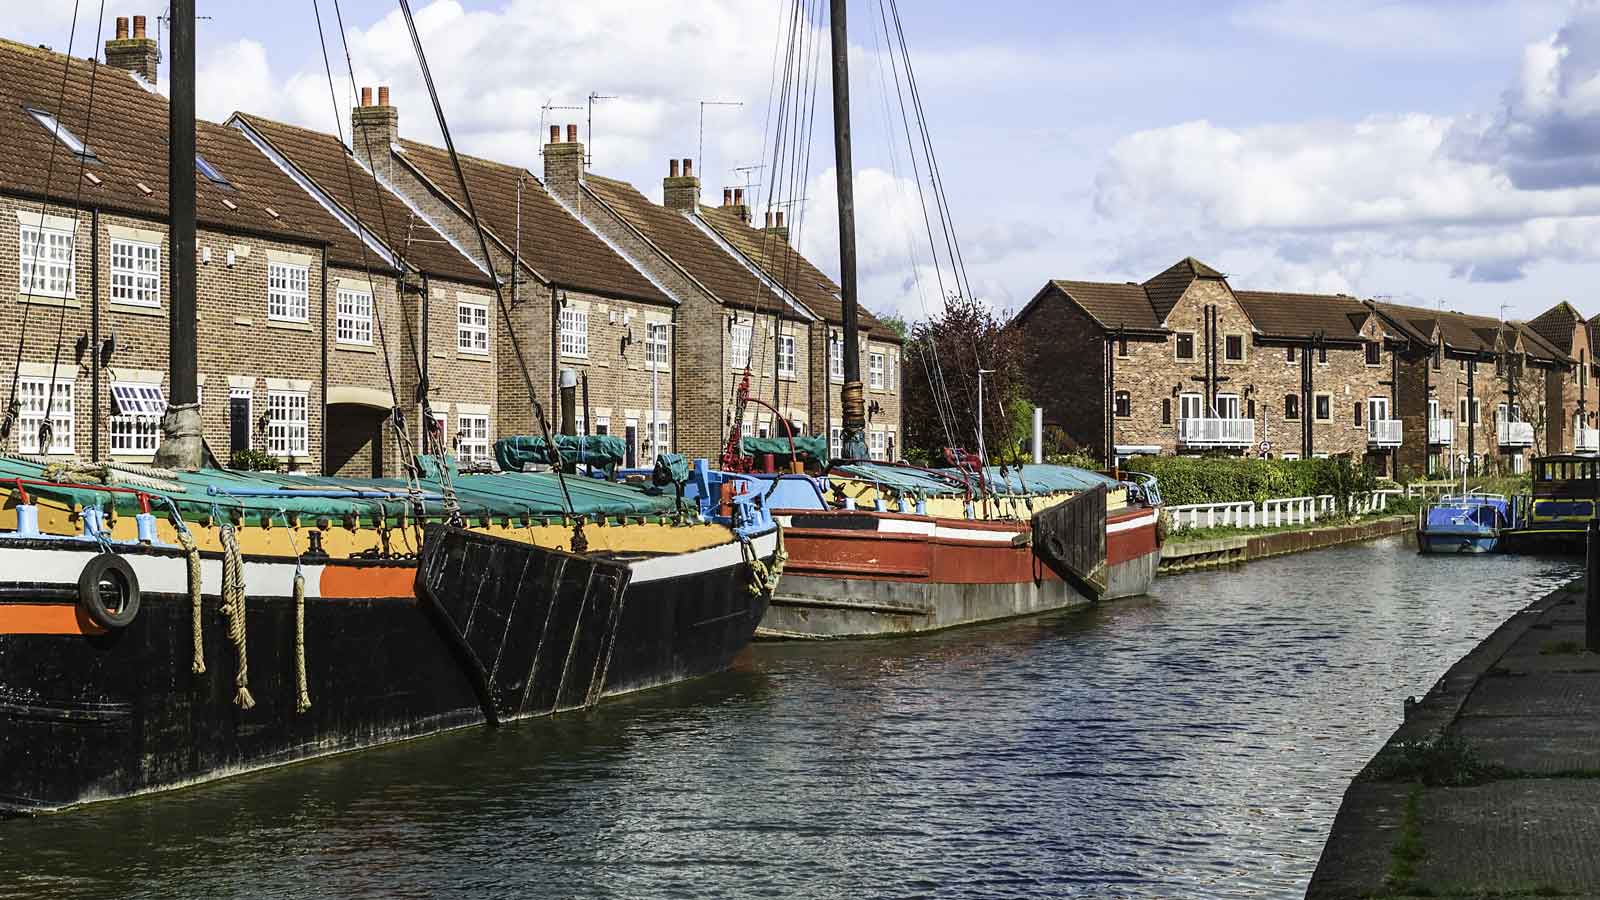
[1497,420,1534,447]
[1367,419,1403,447]
[1428,417,1454,444]
[1578,427,1600,453]
[1178,417,1256,448]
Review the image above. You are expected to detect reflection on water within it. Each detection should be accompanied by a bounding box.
[0,537,1578,899]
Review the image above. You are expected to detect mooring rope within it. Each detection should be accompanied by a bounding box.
[218,524,255,710]
[178,526,205,674]
[741,527,788,596]
[280,512,311,714]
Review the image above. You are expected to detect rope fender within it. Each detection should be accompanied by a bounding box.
[741,526,788,597]
[176,527,205,674]
[218,524,255,710]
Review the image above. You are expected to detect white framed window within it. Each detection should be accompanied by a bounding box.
[267,262,309,322]
[830,426,843,458]
[109,238,160,307]
[730,320,753,370]
[458,413,490,463]
[458,302,489,355]
[869,429,887,460]
[109,382,166,456]
[653,420,670,462]
[559,306,588,357]
[594,415,610,436]
[869,351,886,389]
[777,334,796,377]
[829,334,844,383]
[19,223,75,299]
[267,390,309,458]
[1179,392,1203,422]
[17,376,74,455]
[646,321,670,370]
[336,288,374,345]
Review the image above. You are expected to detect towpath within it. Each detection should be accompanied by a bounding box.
[1307,578,1600,898]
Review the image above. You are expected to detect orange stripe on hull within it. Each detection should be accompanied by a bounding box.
[0,604,106,636]
[317,564,418,600]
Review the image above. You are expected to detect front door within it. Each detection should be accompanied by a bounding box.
[1216,394,1240,420]
[624,420,638,468]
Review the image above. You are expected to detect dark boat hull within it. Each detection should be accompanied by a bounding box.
[0,529,775,815]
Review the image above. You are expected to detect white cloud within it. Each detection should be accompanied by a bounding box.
[1231,0,1567,57]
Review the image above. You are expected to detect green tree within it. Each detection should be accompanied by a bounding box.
[900,292,1026,463]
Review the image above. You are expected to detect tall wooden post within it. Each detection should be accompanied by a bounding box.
[154,0,204,468]
[830,0,868,460]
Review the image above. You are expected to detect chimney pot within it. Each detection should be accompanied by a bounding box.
[378,85,390,106]
[360,86,373,108]
[115,17,129,41]
[683,158,694,177]
[765,211,773,227]
[669,159,680,178]
[132,15,146,39]
[734,187,744,205]
[776,211,785,228]
[550,125,560,143]
[723,188,733,206]
[567,124,578,143]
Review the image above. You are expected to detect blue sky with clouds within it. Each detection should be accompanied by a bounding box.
[13,1,1600,323]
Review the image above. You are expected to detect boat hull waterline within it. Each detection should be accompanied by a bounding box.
[0,527,777,815]
[757,506,1160,640]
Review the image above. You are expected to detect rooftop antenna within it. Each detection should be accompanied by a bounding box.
[733,163,764,206]
[1500,302,1512,324]
[698,99,743,179]
[538,100,582,157]
[587,92,617,166]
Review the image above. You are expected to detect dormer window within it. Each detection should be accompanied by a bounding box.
[195,153,231,187]
[25,107,95,160]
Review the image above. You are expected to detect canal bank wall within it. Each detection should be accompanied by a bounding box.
[1306,578,1600,899]
[1158,515,1412,574]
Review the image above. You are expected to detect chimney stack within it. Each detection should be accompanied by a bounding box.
[664,157,700,212]
[351,84,399,171]
[765,208,790,244]
[544,122,585,197]
[105,12,160,84]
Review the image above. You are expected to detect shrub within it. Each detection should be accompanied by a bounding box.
[229,448,280,472]
[1121,454,1379,507]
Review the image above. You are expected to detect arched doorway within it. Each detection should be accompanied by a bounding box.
[326,386,392,479]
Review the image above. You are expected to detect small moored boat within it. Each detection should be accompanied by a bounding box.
[1416,493,1511,554]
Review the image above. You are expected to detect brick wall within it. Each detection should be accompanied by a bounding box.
[1012,289,1107,455]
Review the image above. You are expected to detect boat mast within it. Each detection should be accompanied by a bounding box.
[830,0,869,460]
[155,0,203,468]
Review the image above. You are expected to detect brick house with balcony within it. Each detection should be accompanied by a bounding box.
[1010,258,1407,472]
[1526,301,1599,454]
[0,32,432,473]
[226,111,500,477]
[1373,302,1570,477]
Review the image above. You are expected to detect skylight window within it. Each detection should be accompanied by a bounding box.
[195,153,230,187]
[24,107,95,159]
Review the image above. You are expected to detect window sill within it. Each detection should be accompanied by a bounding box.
[109,302,162,317]
[335,342,377,354]
[19,294,78,308]
[272,453,314,464]
[1223,359,1246,365]
[779,373,798,382]
[559,353,589,362]
[455,352,491,363]
[109,454,156,463]
[266,319,312,332]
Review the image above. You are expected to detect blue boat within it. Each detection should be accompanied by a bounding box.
[1417,493,1512,554]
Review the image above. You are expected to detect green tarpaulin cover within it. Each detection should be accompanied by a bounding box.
[741,435,828,460]
[829,462,1117,498]
[495,435,627,473]
[653,453,691,486]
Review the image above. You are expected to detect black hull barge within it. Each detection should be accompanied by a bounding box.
[0,522,777,815]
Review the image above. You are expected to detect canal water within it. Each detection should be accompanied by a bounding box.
[0,537,1578,899]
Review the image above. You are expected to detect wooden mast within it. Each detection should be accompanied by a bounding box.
[155,0,203,467]
[830,0,869,460]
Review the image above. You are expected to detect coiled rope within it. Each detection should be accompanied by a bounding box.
[178,526,204,675]
[281,512,311,714]
[218,524,255,710]
[741,527,788,596]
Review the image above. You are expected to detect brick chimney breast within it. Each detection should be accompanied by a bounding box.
[544,123,585,198]
[105,13,160,84]
[765,209,790,244]
[663,158,700,212]
[351,84,399,174]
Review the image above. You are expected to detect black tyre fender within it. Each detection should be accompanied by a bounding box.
[77,553,141,629]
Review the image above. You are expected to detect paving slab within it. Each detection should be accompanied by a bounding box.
[1451,714,1600,773]
[1460,671,1600,718]
[1413,780,1600,894]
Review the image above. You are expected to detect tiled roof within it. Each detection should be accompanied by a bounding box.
[0,40,343,248]
[1234,290,1372,341]
[231,113,488,285]
[697,204,897,341]
[1144,257,1224,322]
[393,140,667,304]
[584,176,794,318]
[1048,280,1161,330]
[1527,301,1583,353]
[1373,301,1568,362]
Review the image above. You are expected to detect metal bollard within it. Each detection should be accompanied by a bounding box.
[1589,519,1600,652]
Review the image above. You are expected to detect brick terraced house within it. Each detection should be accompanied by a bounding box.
[1012,257,1584,477]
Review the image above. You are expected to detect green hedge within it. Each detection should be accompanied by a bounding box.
[1122,455,1374,506]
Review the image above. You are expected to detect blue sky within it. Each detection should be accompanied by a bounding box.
[14,1,1600,323]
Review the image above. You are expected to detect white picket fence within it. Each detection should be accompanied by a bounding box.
[1166,490,1401,532]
